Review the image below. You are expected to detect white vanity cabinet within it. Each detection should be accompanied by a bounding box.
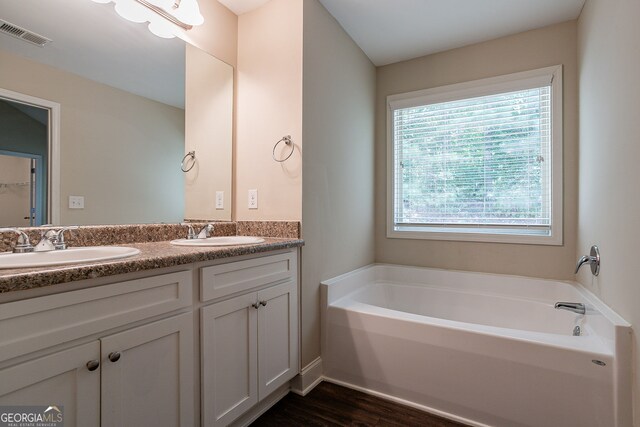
[200,251,299,427]
[100,313,194,427]
[0,341,101,427]
[0,248,300,427]
[0,271,195,427]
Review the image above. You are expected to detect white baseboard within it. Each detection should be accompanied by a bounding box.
[229,358,324,426]
[322,376,488,427]
[290,357,323,396]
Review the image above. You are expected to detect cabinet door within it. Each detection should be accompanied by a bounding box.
[0,341,100,427]
[257,280,298,399]
[100,313,194,427]
[201,293,258,427]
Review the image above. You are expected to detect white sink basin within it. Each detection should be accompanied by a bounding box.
[170,236,265,247]
[0,246,140,269]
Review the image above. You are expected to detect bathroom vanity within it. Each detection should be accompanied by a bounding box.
[0,235,302,427]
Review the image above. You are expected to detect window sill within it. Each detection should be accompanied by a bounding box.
[388,225,562,246]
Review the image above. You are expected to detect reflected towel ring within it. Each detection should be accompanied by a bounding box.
[272,135,294,162]
[181,151,196,172]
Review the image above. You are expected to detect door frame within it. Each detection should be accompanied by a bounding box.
[0,87,60,224]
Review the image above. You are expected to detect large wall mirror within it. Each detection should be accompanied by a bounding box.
[0,0,233,227]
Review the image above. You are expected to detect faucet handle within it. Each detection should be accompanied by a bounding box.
[197,224,214,239]
[180,223,197,240]
[43,226,78,250]
[55,226,78,249]
[574,255,591,274]
[0,228,34,253]
[575,245,600,276]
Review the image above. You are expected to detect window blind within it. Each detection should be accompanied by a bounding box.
[393,86,552,231]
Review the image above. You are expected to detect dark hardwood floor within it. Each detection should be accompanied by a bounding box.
[250,382,469,427]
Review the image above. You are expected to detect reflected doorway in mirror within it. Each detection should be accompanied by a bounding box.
[0,88,60,226]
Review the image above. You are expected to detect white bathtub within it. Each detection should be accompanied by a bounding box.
[321,264,632,427]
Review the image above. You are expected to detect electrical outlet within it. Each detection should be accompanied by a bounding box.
[69,195,84,209]
[248,189,258,209]
[215,191,224,209]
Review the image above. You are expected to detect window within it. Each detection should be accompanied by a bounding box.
[387,66,563,245]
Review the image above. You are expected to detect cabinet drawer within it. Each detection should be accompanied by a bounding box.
[200,251,296,302]
[0,271,192,363]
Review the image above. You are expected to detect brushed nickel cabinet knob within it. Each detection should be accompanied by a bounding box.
[86,360,100,371]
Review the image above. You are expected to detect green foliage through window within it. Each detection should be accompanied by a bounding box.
[393,87,551,227]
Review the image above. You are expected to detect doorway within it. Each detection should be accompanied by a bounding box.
[0,89,58,226]
[0,151,44,226]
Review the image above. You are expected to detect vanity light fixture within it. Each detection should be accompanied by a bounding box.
[92,0,204,39]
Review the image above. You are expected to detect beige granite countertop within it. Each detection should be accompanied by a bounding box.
[0,238,304,294]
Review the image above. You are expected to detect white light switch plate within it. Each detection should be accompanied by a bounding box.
[215,191,224,209]
[248,189,258,209]
[69,195,84,209]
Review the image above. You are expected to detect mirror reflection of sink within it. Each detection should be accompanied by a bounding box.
[170,236,265,247]
[0,246,140,269]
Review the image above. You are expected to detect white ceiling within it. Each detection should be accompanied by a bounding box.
[0,0,185,108]
[218,0,270,15]
[218,0,585,65]
[318,0,586,66]
[1,0,586,105]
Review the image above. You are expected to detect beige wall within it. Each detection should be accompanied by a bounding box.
[171,0,243,225]
[177,0,238,67]
[300,0,376,367]
[375,21,578,280]
[184,44,233,221]
[235,0,303,221]
[0,49,185,225]
[577,0,640,423]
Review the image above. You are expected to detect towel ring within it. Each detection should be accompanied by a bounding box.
[181,151,196,172]
[272,135,294,163]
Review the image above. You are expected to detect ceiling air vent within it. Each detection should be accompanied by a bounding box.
[0,20,51,47]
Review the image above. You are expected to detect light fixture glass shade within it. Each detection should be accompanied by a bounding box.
[114,0,151,23]
[171,0,204,26]
[148,19,176,38]
[92,0,204,39]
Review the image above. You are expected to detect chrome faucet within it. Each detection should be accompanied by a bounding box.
[197,224,214,239]
[0,228,34,253]
[555,302,586,315]
[40,226,79,250]
[575,245,600,276]
[181,223,213,239]
[181,223,197,240]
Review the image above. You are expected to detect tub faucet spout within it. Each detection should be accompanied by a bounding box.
[555,302,586,315]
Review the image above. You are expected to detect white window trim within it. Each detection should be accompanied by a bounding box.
[386,65,563,245]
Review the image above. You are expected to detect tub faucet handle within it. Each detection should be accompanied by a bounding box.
[575,245,600,276]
